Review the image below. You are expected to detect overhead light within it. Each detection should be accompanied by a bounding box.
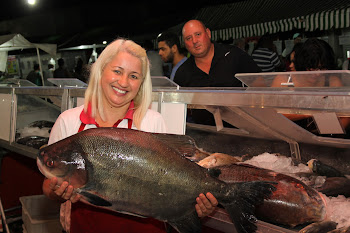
[27,0,36,5]
[103,41,107,45]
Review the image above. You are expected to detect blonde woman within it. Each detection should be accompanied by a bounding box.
[42,38,218,233]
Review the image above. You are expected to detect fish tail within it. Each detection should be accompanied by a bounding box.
[168,211,201,233]
[221,181,276,233]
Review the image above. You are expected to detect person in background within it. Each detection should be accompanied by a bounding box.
[157,32,188,81]
[73,58,88,83]
[295,38,336,71]
[47,64,54,79]
[26,63,42,86]
[174,20,261,87]
[54,58,72,78]
[272,38,349,136]
[174,19,261,125]
[143,40,164,76]
[251,35,283,72]
[233,38,246,52]
[282,32,302,58]
[42,38,218,233]
[272,38,342,87]
[288,42,303,72]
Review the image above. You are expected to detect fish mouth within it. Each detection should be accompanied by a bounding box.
[37,157,44,175]
[317,192,328,220]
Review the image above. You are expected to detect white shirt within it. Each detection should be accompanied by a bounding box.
[48,105,167,145]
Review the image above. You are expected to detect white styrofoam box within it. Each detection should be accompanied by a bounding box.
[19,195,62,233]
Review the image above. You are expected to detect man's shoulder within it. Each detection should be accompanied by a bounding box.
[214,42,246,57]
[173,57,194,86]
[215,42,235,51]
[176,56,193,72]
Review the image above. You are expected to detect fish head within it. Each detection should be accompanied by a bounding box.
[37,138,89,189]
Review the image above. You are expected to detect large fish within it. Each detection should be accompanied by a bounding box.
[36,128,276,233]
[213,163,327,227]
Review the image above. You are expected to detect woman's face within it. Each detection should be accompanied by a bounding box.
[289,51,296,71]
[100,51,143,109]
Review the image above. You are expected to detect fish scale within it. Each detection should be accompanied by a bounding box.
[37,127,276,233]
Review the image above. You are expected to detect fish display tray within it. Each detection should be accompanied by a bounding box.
[19,195,62,233]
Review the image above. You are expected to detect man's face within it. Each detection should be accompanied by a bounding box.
[158,41,174,63]
[182,20,212,58]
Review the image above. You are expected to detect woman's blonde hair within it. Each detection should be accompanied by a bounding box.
[84,38,152,129]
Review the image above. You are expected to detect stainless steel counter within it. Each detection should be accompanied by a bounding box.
[1,79,350,233]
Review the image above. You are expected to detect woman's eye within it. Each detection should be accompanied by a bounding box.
[114,70,121,74]
[130,75,139,79]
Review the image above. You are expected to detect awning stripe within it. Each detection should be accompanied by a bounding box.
[212,7,350,40]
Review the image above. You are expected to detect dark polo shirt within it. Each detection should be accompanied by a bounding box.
[174,42,261,87]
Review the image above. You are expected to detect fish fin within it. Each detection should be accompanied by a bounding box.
[153,133,209,158]
[79,191,112,207]
[221,181,276,233]
[168,211,201,233]
[207,168,222,178]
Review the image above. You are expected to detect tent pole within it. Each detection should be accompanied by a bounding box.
[36,47,45,86]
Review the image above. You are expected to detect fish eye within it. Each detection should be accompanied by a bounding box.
[46,159,54,168]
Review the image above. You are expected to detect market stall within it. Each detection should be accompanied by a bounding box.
[0,72,350,232]
[0,33,57,85]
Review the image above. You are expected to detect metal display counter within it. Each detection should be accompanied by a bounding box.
[0,71,350,233]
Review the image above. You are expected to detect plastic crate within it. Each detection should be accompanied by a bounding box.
[19,195,62,233]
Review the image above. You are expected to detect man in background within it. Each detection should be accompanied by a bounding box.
[251,35,283,72]
[174,20,261,125]
[157,32,188,81]
[174,20,260,87]
[143,40,164,76]
[26,63,42,86]
[54,58,72,78]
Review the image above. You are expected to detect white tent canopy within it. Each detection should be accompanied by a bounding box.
[0,34,56,55]
[0,34,57,85]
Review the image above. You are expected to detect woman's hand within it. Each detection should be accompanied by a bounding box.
[60,200,72,232]
[195,192,218,218]
[42,177,79,232]
[43,177,80,203]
